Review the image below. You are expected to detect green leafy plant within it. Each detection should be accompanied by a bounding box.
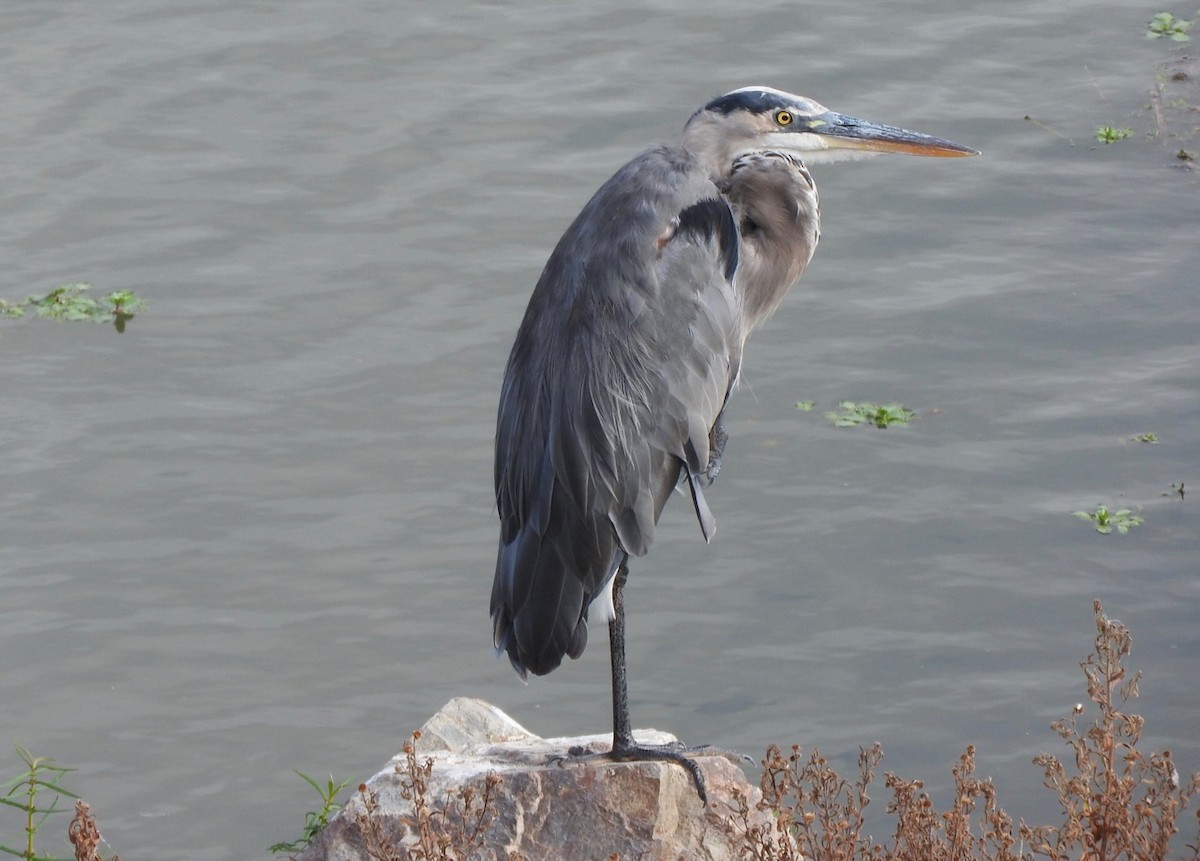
[0,285,144,332]
[1095,126,1135,144]
[794,400,815,412]
[1132,432,1159,443]
[104,292,144,334]
[825,401,915,429]
[1073,504,1144,535]
[1,747,119,861]
[1146,12,1191,40]
[29,285,104,322]
[1,745,80,861]
[269,771,352,858]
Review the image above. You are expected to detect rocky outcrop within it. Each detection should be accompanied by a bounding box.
[299,697,767,860]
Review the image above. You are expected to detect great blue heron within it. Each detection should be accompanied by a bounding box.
[491,86,976,798]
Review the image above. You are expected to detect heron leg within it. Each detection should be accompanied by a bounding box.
[549,563,749,802]
[605,561,712,803]
[609,560,634,747]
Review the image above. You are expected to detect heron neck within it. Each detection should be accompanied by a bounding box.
[679,112,749,180]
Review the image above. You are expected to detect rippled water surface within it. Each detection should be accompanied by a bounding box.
[2,2,1197,857]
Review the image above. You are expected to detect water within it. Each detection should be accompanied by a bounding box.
[2,2,1197,857]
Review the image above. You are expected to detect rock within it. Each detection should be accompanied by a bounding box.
[298,697,768,861]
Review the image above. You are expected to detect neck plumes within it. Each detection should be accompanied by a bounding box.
[718,151,820,329]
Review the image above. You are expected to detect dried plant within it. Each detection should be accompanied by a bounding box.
[723,742,887,860]
[67,800,120,861]
[352,729,505,861]
[354,783,406,861]
[724,600,1200,861]
[1020,600,1200,860]
[883,745,1023,861]
[6,599,1194,860]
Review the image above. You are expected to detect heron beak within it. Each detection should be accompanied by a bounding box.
[804,111,978,157]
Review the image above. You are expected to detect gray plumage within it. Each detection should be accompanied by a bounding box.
[490,87,975,726]
[492,143,817,677]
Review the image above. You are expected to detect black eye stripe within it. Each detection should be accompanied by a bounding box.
[702,89,789,116]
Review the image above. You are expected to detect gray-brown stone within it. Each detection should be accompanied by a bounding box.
[299,697,767,860]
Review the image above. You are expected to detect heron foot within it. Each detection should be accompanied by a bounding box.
[548,741,749,804]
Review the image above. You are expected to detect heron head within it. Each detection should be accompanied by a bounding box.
[683,86,978,170]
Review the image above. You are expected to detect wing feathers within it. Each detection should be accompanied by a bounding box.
[491,147,744,678]
[676,197,739,282]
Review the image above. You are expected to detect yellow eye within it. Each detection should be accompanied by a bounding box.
[774,110,793,126]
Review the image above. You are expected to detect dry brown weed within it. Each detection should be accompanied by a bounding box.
[352,729,507,861]
[67,800,120,861]
[723,600,1200,861]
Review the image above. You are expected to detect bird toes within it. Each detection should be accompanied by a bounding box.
[548,739,749,804]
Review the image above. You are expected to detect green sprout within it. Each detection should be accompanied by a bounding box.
[1146,12,1191,40]
[1073,504,1144,535]
[826,401,915,429]
[104,290,145,333]
[1095,126,1135,144]
[105,291,144,314]
[269,771,352,856]
[1,744,80,861]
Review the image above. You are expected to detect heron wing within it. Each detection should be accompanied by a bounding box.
[492,146,743,677]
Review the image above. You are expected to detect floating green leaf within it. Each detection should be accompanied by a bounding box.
[31,284,102,320]
[825,401,915,429]
[1073,504,1144,535]
[1146,12,1191,40]
[1095,126,1135,144]
[1,284,145,332]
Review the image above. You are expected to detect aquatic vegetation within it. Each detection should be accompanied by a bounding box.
[1095,125,1135,144]
[0,284,144,332]
[1146,12,1191,41]
[1074,504,1144,535]
[826,401,915,428]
